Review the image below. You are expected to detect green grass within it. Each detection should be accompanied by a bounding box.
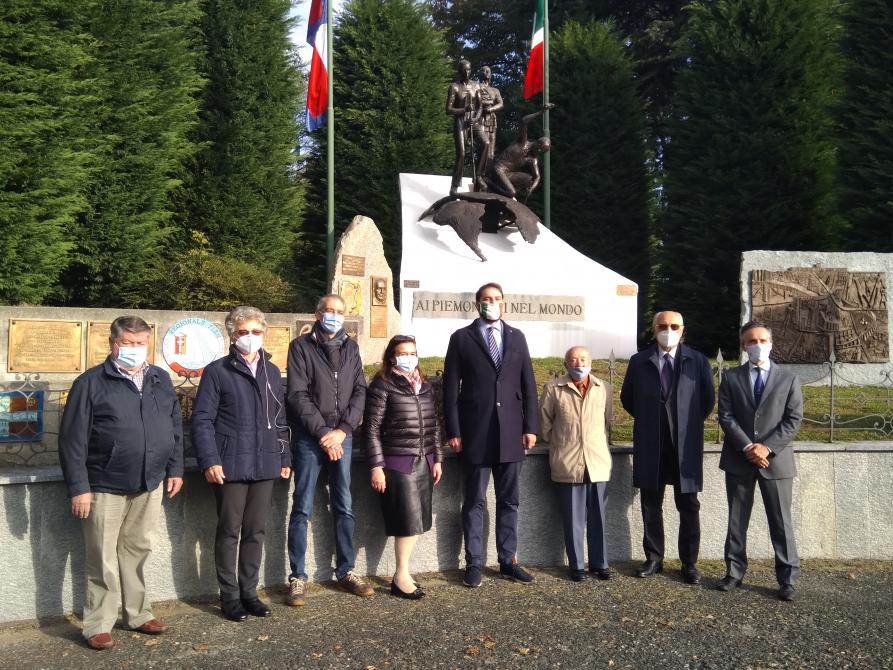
[365,357,892,444]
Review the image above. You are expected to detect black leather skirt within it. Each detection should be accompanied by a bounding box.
[379,456,433,537]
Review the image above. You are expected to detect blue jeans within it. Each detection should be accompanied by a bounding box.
[287,432,356,580]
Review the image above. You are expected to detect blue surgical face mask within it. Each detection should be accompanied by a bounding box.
[567,366,591,381]
[394,355,418,373]
[115,345,147,369]
[320,312,345,333]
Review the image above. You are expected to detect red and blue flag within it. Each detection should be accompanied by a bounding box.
[306,0,328,131]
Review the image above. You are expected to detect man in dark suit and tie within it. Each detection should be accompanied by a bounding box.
[717,320,803,601]
[443,282,539,588]
[620,311,715,585]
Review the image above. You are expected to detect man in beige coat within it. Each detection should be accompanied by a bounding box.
[539,346,613,581]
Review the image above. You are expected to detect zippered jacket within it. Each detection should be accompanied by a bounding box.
[286,331,366,439]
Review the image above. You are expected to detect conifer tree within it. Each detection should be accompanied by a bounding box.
[297,0,451,305]
[0,2,93,304]
[184,0,303,275]
[836,0,893,252]
[550,20,653,335]
[658,0,842,353]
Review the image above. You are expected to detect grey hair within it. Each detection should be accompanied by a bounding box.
[110,316,151,340]
[225,306,267,337]
[316,294,345,312]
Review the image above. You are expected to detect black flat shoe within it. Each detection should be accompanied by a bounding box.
[221,599,248,622]
[778,584,795,601]
[390,581,424,600]
[717,575,742,592]
[242,597,272,617]
[681,564,701,585]
[589,567,612,581]
[635,560,663,578]
[569,569,587,582]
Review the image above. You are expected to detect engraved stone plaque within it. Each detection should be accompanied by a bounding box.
[616,285,638,296]
[411,292,585,322]
[264,325,291,370]
[342,255,366,277]
[751,267,888,363]
[86,322,156,368]
[370,305,389,338]
[8,320,84,373]
[403,279,420,289]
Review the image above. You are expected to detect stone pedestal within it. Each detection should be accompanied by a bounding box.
[330,215,402,365]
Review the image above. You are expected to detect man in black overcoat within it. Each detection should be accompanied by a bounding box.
[443,282,539,588]
[620,311,715,585]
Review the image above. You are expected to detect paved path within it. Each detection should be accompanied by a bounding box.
[1,560,891,669]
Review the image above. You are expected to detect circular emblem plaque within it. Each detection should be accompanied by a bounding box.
[162,318,225,378]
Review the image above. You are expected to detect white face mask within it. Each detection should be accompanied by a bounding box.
[394,354,418,373]
[746,342,772,364]
[115,345,147,369]
[235,333,264,355]
[656,329,681,349]
[479,302,502,322]
[567,366,591,381]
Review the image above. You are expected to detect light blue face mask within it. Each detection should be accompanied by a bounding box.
[116,345,147,369]
[394,355,418,373]
[320,312,345,333]
[567,366,591,380]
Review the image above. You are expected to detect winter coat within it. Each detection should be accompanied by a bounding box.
[191,347,291,482]
[539,373,612,484]
[286,330,366,439]
[363,372,443,467]
[59,358,184,497]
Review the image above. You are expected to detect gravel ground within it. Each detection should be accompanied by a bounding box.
[1,560,891,670]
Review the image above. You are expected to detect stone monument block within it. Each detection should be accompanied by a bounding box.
[330,215,402,364]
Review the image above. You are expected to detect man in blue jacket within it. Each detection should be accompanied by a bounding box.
[620,311,714,585]
[59,316,183,650]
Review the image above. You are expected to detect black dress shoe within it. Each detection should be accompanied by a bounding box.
[717,575,742,592]
[778,584,795,601]
[635,560,663,578]
[242,597,272,617]
[589,567,612,581]
[390,581,424,600]
[681,564,701,585]
[221,599,248,622]
[569,569,587,582]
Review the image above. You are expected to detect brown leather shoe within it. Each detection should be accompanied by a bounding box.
[136,619,169,634]
[337,571,374,597]
[86,632,115,650]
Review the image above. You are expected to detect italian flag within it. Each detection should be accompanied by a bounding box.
[523,0,545,99]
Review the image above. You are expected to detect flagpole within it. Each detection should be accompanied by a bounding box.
[542,0,550,230]
[325,0,335,284]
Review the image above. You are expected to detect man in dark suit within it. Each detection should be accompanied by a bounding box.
[717,320,803,601]
[620,311,715,585]
[443,282,539,588]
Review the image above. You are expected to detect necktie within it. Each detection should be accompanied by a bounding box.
[753,366,765,405]
[486,326,502,372]
[661,353,673,400]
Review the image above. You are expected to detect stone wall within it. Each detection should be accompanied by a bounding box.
[1,443,890,623]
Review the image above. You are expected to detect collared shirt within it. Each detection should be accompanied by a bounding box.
[748,359,771,394]
[572,375,590,397]
[657,345,678,376]
[476,317,504,358]
[241,352,260,377]
[113,360,149,393]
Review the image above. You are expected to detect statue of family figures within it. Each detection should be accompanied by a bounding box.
[445,60,550,199]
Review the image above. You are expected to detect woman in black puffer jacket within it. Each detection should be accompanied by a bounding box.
[364,335,443,599]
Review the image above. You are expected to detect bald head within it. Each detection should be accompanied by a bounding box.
[565,346,590,367]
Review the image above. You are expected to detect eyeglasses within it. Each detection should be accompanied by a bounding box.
[392,335,416,343]
[655,323,683,331]
[235,329,264,336]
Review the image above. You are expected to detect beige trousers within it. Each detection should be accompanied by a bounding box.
[80,486,163,638]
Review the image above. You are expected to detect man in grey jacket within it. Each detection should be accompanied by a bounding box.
[59,316,183,650]
[717,320,804,601]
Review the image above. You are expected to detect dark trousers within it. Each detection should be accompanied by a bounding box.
[462,461,522,566]
[724,472,800,585]
[555,476,609,570]
[213,479,274,601]
[640,486,700,565]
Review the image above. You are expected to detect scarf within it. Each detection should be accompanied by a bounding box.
[312,321,348,370]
